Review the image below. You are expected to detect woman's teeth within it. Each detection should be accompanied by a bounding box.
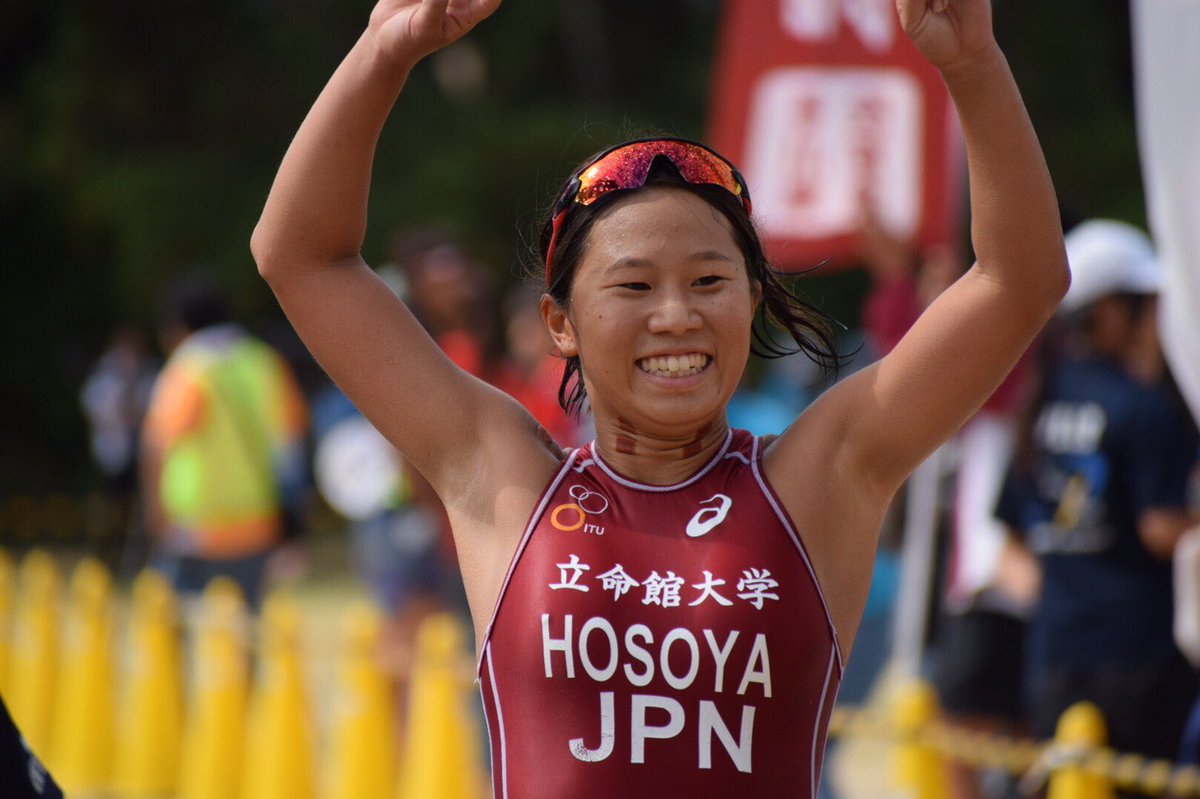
[638,354,709,378]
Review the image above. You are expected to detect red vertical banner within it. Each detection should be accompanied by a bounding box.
[708,0,964,270]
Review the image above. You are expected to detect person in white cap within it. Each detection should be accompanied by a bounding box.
[1059,219,1163,314]
[1060,219,1169,386]
[995,219,1199,764]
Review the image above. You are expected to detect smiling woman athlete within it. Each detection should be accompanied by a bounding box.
[252,0,1068,795]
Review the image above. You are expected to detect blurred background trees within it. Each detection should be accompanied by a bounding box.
[0,0,1140,490]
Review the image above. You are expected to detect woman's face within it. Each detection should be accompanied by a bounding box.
[545,187,759,437]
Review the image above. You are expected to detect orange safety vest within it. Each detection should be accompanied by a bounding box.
[145,327,305,558]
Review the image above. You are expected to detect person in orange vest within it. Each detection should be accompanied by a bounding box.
[141,273,308,606]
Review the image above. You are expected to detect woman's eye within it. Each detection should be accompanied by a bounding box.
[619,282,651,291]
[694,275,726,287]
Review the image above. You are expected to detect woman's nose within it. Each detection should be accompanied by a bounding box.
[647,290,702,335]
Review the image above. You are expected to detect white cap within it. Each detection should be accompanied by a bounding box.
[1061,219,1162,314]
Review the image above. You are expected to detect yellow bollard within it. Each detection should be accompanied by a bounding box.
[179,577,250,799]
[328,602,398,799]
[397,613,486,799]
[241,591,316,799]
[890,679,950,799]
[8,549,60,756]
[49,558,117,795]
[0,549,15,697]
[1046,702,1116,799]
[112,569,185,798]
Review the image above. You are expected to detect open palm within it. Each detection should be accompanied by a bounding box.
[896,0,994,71]
[369,0,501,65]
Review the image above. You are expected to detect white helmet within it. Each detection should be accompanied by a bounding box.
[1061,219,1162,314]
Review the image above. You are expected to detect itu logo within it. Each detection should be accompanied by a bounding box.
[551,485,610,535]
[686,494,733,538]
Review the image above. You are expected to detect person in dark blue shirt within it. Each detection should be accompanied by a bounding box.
[998,220,1199,760]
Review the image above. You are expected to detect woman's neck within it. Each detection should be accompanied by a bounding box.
[591,415,731,486]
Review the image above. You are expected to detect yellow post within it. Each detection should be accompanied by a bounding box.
[397,613,486,799]
[1046,702,1116,799]
[179,577,250,799]
[328,602,398,799]
[112,569,184,798]
[890,679,950,799]
[8,549,60,756]
[241,591,316,799]
[0,549,15,697]
[48,558,117,795]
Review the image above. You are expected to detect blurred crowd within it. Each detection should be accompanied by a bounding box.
[75,216,1200,794]
[855,215,1200,799]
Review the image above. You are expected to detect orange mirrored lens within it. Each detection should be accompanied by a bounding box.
[574,140,745,207]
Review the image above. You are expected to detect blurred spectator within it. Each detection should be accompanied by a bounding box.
[937,394,1036,799]
[312,382,447,612]
[859,219,1035,799]
[141,273,308,606]
[392,233,502,379]
[934,288,1035,799]
[1179,521,1200,765]
[80,327,157,494]
[311,266,466,636]
[80,326,158,558]
[311,377,454,736]
[387,235,499,573]
[494,286,586,448]
[997,220,1199,764]
[858,215,921,359]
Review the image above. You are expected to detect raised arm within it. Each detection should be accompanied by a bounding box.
[781,0,1069,496]
[251,0,551,500]
[761,0,1068,655]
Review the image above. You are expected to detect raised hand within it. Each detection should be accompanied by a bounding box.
[368,0,501,67]
[895,0,995,73]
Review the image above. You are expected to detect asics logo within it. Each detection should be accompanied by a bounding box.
[686,494,733,538]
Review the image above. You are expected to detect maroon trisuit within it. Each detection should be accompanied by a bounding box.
[478,430,843,798]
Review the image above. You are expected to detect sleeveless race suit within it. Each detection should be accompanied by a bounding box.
[478,429,843,798]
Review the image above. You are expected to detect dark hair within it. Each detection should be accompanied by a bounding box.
[159,271,231,333]
[538,150,844,417]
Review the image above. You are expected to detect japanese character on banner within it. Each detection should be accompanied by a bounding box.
[641,570,685,607]
[549,554,590,592]
[737,568,780,609]
[596,564,640,601]
[689,570,733,607]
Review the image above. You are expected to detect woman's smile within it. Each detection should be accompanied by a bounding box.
[636,352,712,378]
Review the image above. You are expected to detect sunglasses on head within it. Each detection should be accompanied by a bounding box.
[544,138,753,284]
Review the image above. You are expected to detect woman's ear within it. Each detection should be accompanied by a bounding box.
[540,294,578,357]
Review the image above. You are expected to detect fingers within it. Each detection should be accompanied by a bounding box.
[462,0,502,28]
[411,0,450,35]
[895,0,925,29]
[421,0,501,36]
